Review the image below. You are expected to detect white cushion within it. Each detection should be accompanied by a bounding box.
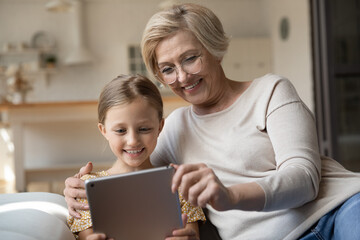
[0,192,74,240]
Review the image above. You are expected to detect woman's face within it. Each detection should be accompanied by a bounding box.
[98,98,164,172]
[155,30,226,108]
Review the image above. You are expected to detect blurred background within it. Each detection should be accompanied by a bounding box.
[0,0,359,194]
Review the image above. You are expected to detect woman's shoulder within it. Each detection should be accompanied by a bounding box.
[248,73,300,101]
[253,73,292,88]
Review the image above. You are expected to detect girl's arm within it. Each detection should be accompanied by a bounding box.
[82,220,199,240]
[82,232,112,240]
[78,228,94,240]
[165,214,200,240]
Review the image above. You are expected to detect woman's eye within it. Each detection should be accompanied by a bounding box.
[183,55,197,63]
[161,67,174,75]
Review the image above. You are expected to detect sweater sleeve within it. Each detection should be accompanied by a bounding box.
[255,79,321,211]
[151,107,189,167]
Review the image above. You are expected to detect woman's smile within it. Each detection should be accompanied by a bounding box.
[183,79,202,91]
[155,30,233,114]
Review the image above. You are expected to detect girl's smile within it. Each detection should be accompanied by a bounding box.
[98,97,164,173]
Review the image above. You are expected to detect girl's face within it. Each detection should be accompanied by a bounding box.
[155,30,225,109]
[98,97,164,172]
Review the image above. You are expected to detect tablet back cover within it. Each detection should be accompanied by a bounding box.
[85,166,183,240]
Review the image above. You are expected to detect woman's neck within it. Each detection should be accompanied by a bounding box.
[193,79,251,115]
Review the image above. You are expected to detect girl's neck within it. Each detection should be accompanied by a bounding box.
[106,159,153,175]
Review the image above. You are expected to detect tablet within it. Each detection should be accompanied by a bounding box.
[85,166,183,240]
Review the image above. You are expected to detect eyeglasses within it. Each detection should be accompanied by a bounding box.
[156,54,202,85]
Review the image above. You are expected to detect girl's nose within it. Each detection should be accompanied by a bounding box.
[127,130,139,145]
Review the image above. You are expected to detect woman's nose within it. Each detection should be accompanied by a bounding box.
[177,67,188,83]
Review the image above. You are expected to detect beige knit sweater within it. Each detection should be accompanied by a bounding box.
[151,74,360,240]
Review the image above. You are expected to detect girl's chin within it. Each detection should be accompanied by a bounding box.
[125,159,150,169]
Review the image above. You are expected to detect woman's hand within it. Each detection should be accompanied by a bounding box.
[171,163,235,211]
[63,162,93,218]
[171,163,266,211]
[165,214,199,240]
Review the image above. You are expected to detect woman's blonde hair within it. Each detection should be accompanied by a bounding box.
[98,74,163,125]
[141,3,229,79]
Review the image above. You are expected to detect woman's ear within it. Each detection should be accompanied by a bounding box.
[158,118,165,136]
[98,123,108,139]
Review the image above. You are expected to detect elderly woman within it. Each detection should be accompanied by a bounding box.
[64,3,360,240]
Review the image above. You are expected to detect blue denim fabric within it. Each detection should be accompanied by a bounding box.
[299,192,360,240]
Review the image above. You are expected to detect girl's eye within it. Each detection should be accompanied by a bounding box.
[115,129,126,133]
[139,127,152,132]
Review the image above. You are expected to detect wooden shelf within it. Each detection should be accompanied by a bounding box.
[0,101,97,111]
[0,95,187,111]
[2,95,189,192]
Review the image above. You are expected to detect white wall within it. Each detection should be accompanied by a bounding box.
[266,0,314,112]
[0,137,11,180]
[0,0,269,103]
[0,0,315,183]
[0,128,14,181]
[0,0,312,106]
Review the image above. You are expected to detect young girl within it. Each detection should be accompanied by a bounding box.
[67,74,205,240]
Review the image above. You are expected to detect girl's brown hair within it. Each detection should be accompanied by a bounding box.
[98,74,163,125]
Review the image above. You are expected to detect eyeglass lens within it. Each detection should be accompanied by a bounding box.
[159,55,202,84]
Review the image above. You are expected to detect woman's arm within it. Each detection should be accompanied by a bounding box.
[63,162,93,217]
[170,105,321,212]
[259,100,321,211]
[172,80,322,212]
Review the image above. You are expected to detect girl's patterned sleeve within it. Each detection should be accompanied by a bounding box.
[67,197,92,236]
[178,191,206,223]
[67,172,108,237]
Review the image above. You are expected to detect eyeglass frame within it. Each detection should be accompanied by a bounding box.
[155,54,203,85]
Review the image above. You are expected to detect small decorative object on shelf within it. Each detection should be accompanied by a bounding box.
[5,65,33,104]
[2,42,15,52]
[43,53,57,69]
[31,31,56,51]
